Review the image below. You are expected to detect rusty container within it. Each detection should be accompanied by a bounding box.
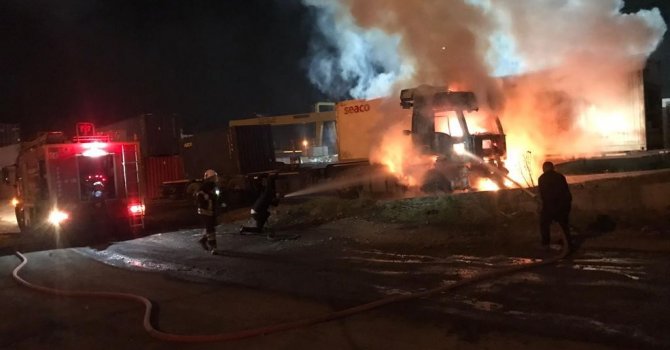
[144,155,185,199]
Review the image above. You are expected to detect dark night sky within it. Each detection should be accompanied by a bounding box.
[0,0,325,136]
[0,0,668,137]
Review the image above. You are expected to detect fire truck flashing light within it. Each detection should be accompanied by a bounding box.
[81,142,109,157]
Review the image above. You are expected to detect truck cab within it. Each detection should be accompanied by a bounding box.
[400,86,508,191]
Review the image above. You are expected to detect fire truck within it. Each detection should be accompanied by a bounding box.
[9,123,145,237]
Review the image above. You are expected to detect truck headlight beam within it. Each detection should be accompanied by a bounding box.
[48,209,69,226]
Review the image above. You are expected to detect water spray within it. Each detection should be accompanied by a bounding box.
[284,169,390,198]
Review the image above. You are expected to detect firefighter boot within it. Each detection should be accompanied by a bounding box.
[198,235,210,251]
[207,235,218,255]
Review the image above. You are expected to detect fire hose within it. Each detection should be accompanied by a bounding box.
[12,236,570,343]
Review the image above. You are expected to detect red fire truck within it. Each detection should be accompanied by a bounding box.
[9,123,145,238]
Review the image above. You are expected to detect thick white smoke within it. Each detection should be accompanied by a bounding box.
[303,0,667,184]
[304,0,665,101]
[303,0,415,99]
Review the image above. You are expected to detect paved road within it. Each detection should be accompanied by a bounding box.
[2,213,667,349]
[1,193,669,349]
[73,222,670,349]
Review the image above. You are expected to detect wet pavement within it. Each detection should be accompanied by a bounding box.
[63,220,670,349]
[1,198,669,349]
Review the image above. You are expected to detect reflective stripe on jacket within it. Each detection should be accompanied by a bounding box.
[196,190,214,216]
[197,207,213,216]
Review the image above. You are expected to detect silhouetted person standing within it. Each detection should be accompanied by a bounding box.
[538,161,573,250]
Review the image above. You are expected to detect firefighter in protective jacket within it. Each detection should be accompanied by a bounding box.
[197,169,225,254]
[240,173,279,236]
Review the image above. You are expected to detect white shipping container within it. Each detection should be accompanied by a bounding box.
[335,98,411,162]
[595,71,647,153]
[336,99,383,161]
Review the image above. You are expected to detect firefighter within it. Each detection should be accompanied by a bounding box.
[197,169,225,254]
[240,172,279,237]
[538,161,573,251]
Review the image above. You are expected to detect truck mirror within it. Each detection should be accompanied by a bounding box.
[402,130,412,136]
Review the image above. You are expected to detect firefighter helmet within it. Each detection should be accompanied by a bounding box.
[204,169,218,180]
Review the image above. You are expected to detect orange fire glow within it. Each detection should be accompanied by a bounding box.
[475,178,500,192]
[372,71,644,193]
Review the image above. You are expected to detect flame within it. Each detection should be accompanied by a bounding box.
[375,127,424,186]
[475,178,500,192]
[372,104,546,192]
[374,112,440,186]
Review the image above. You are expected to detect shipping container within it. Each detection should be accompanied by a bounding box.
[230,125,276,174]
[144,155,185,199]
[0,123,21,147]
[181,127,236,179]
[98,114,181,157]
[500,70,649,154]
[643,61,664,150]
[228,111,337,165]
[336,98,410,162]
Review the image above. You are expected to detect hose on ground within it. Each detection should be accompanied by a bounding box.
[12,237,570,343]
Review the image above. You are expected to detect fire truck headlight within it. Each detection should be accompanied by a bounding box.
[48,209,69,225]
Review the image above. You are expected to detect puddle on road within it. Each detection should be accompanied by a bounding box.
[454,296,503,312]
[358,268,410,276]
[475,272,545,291]
[79,249,212,279]
[501,309,660,346]
[372,286,414,296]
[569,251,651,281]
[344,249,658,283]
[571,265,644,280]
[341,248,540,267]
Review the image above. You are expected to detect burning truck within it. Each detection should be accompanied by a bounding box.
[399,86,508,192]
[333,86,510,194]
